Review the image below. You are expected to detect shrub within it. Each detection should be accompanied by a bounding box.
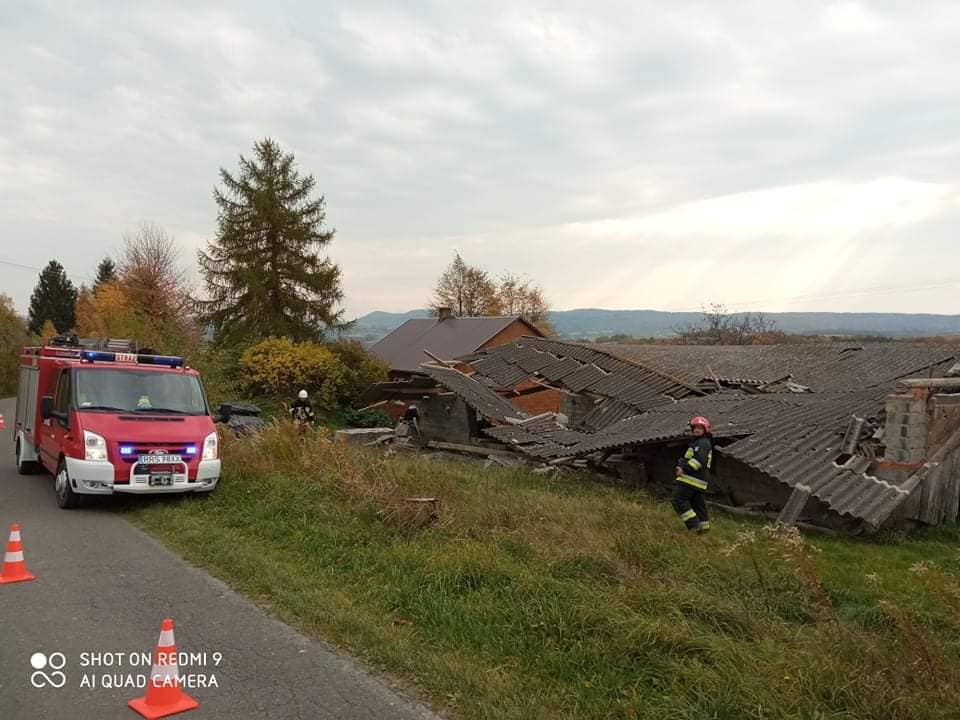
[328,340,389,407]
[239,337,387,412]
[240,337,345,411]
[344,407,392,428]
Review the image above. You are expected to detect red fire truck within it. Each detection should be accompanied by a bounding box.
[13,338,221,508]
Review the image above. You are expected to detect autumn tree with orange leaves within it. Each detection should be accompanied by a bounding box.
[75,223,199,354]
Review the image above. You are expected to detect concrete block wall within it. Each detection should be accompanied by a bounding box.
[884,392,929,464]
[417,394,478,444]
[560,391,598,429]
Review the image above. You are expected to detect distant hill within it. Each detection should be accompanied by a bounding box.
[343,308,960,344]
[343,309,431,344]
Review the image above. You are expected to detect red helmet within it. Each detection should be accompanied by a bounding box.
[689,416,711,432]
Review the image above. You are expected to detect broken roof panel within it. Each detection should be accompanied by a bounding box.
[484,420,591,458]
[421,364,529,423]
[566,390,904,526]
[538,356,583,382]
[467,337,702,413]
[517,351,557,374]
[580,398,642,431]
[562,364,608,393]
[470,356,530,389]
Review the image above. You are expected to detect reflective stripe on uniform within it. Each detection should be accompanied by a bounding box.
[687,457,702,470]
[679,509,697,521]
[699,522,711,529]
[677,474,708,490]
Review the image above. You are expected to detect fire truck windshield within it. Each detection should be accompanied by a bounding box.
[74,369,208,415]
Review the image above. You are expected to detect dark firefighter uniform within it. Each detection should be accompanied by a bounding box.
[290,397,316,425]
[672,434,713,531]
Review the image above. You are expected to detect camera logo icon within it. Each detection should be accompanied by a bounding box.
[30,652,67,689]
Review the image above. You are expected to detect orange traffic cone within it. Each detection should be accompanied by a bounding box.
[128,619,199,719]
[0,523,35,584]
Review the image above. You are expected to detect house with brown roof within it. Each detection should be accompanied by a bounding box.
[368,308,543,378]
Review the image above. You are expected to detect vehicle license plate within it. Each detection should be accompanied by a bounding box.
[138,454,181,465]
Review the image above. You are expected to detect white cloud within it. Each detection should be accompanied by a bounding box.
[822,2,883,34]
[2,1,960,321]
[598,178,955,239]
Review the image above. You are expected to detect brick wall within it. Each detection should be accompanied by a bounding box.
[480,319,541,350]
[511,388,560,416]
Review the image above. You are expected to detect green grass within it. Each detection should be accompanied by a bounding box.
[125,425,960,720]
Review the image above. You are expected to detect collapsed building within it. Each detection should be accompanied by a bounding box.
[363,337,960,532]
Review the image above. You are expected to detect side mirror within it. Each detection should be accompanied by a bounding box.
[216,403,233,423]
[40,396,54,420]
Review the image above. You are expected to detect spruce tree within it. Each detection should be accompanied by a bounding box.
[28,260,77,334]
[93,257,116,291]
[197,138,344,344]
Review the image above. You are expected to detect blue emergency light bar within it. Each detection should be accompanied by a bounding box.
[120,445,195,456]
[79,350,184,368]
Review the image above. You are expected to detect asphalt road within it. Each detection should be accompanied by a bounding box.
[0,398,443,720]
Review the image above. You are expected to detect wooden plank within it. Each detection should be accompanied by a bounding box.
[903,482,924,521]
[919,467,943,525]
[945,451,960,523]
[944,473,960,523]
[914,473,930,523]
[427,440,516,457]
[706,501,837,536]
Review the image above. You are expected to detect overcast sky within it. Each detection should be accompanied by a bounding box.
[2,1,959,319]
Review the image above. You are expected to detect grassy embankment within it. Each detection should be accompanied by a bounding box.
[126,424,960,720]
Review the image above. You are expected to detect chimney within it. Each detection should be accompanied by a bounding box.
[438,307,453,321]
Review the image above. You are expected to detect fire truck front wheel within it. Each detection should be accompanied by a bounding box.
[54,459,82,509]
[15,439,38,475]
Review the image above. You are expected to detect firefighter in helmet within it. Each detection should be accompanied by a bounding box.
[673,415,713,533]
[290,389,316,428]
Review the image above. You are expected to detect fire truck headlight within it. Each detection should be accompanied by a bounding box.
[84,430,109,462]
[202,432,218,461]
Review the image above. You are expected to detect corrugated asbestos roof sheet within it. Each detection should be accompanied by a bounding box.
[422,365,529,423]
[461,339,959,527]
[369,316,539,374]
[467,337,701,426]
[546,390,909,526]
[601,343,959,392]
[484,416,592,457]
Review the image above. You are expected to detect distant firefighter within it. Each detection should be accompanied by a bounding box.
[290,389,316,430]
